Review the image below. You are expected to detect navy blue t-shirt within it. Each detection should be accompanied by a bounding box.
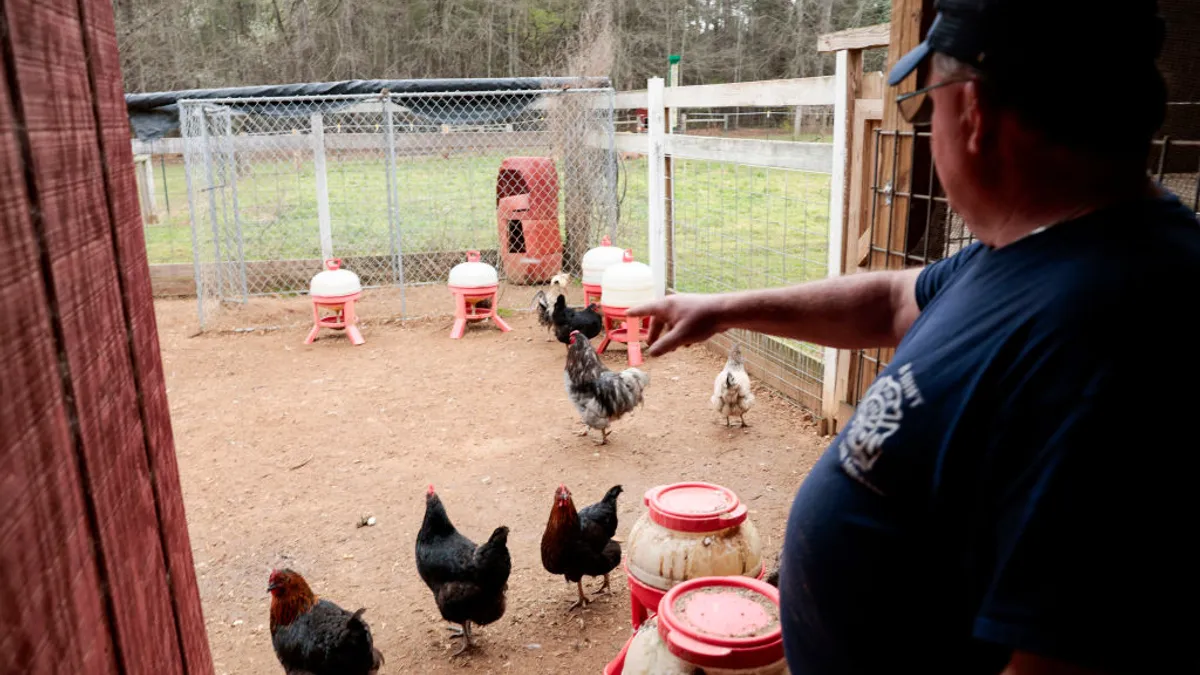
[779,193,1200,674]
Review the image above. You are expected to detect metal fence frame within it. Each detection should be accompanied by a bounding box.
[179,86,621,328]
[614,75,844,414]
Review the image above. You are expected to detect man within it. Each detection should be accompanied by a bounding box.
[628,1,1199,673]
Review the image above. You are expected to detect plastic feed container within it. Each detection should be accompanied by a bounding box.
[626,482,764,592]
[309,259,362,297]
[600,249,654,308]
[448,251,499,288]
[620,577,788,675]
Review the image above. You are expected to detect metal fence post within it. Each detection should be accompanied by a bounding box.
[224,110,249,303]
[198,108,224,301]
[647,77,667,298]
[182,106,206,328]
[383,95,406,315]
[311,112,334,261]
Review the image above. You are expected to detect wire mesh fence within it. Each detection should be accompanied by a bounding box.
[845,129,1200,409]
[661,104,835,412]
[179,86,622,329]
[616,105,835,143]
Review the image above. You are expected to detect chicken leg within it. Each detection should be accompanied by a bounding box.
[447,621,473,657]
[595,428,610,446]
[566,580,593,612]
[739,415,749,428]
[591,573,612,595]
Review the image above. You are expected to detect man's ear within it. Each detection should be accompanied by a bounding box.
[962,80,988,156]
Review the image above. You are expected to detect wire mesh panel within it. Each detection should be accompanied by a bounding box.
[846,129,1200,409]
[665,105,835,412]
[180,86,620,329]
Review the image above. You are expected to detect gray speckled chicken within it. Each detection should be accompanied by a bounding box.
[712,343,754,427]
[563,330,649,445]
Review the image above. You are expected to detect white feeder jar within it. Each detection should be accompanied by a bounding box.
[448,250,499,289]
[582,235,626,303]
[626,482,763,592]
[621,577,788,675]
[309,258,362,298]
[600,249,655,309]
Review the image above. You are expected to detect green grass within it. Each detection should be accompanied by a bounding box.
[142,153,831,295]
[617,156,831,294]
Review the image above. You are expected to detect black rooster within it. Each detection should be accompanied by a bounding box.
[268,569,384,675]
[541,484,623,611]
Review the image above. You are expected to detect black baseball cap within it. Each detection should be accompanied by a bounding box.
[888,0,1166,87]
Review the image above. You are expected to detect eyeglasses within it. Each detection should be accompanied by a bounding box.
[894,75,976,125]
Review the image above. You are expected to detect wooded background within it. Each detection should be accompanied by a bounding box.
[113,0,891,92]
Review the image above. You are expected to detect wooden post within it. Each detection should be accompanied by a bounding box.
[647,78,668,298]
[815,24,889,433]
[0,0,214,672]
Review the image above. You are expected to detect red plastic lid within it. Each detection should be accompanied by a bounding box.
[622,248,634,263]
[657,576,783,670]
[644,482,747,533]
[601,235,612,246]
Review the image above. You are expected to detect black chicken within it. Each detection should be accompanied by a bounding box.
[268,569,384,675]
[540,484,623,611]
[551,294,604,344]
[415,485,512,656]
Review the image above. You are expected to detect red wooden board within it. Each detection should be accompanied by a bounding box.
[0,0,213,672]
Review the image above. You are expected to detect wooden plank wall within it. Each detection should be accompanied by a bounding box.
[0,0,214,673]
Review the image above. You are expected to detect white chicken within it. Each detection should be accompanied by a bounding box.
[712,343,754,427]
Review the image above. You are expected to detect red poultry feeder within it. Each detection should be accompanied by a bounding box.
[305,258,365,346]
[496,157,562,285]
[448,251,511,339]
[624,482,766,630]
[597,250,654,367]
[610,577,786,675]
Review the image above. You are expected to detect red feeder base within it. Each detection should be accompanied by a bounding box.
[449,284,512,339]
[582,282,603,307]
[597,305,650,367]
[305,293,365,345]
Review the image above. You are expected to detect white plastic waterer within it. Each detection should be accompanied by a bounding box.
[582,235,626,305]
[597,249,655,366]
[305,258,365,345]
[446,251,511,339]
[600,249,655,309]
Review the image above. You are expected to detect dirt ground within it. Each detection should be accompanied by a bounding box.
[155,297,828,674]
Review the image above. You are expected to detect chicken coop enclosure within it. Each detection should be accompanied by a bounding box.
[168,80,623,328]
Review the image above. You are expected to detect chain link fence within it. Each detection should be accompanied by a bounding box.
[180,86,621,329]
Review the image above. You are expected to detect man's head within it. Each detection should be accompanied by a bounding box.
[889,0,1168,237]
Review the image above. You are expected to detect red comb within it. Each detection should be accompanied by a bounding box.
[427,484,435,496]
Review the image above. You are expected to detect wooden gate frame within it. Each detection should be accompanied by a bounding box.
[821,0,937,435]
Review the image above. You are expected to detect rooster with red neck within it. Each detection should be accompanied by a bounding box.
[267,568,383,674]
[540,483,623,611]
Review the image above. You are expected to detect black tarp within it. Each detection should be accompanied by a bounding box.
[125,76,611,140]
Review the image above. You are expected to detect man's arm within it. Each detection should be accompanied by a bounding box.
[711,268,923,349]
[627,268,922,357]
